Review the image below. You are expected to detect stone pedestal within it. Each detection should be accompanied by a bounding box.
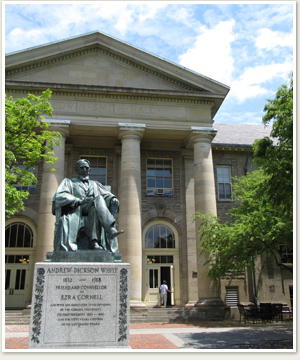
[28,262,130,349]
[45,250,122,263]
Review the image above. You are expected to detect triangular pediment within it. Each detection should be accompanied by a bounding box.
[6,47,197,92]
[6,32,229,94]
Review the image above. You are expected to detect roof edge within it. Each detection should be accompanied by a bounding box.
[5,31,230,95]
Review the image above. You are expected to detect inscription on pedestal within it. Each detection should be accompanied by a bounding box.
[28,263,130,349]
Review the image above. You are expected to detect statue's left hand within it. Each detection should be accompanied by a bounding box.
[111,198,119,207]
[110,198,119,217]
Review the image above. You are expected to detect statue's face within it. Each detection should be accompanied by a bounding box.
[76,162,90,178]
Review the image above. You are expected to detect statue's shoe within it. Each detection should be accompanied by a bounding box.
[69,243,78,251]
[90,240,103,250]
[107,229,124,240]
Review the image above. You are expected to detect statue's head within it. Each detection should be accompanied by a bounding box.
[75,159,90,179]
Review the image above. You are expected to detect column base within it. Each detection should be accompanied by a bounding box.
[193,297,227,321]
[195,297,225,307]
[130,300,147,309]
[185,301,197,308]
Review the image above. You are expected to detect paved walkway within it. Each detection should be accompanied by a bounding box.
[3,322,294,351]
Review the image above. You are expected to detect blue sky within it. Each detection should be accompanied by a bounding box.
[3,1,295,125]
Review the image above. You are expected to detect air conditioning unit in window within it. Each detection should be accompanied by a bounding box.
[156,189,164,195]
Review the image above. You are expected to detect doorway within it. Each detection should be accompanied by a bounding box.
[5,265,29,308]
[161,266,173,306]
[144,264,174,306]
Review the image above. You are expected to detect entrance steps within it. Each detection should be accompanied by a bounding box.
[130,306,220,323]
[5,306,225,325]
[5,310,31,325]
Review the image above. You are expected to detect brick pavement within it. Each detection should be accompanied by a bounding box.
[4,323,184,350]
[4,322,294,350]
[130,334,178,349]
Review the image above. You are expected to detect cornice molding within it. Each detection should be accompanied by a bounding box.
[212,145,253,152]
[5,87,215,106]
[5,45,207,93]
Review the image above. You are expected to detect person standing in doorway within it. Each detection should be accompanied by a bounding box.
[159,280,172,308]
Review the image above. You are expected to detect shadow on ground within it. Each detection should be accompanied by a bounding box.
[175,325,293,349]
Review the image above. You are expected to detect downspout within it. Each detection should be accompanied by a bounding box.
[244,148,250,175]
[252,255,258,304]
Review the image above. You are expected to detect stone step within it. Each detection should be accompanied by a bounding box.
[130,307,197,323]
[5,310,31,325]
[130,306,226,323]
[5,306,223,325]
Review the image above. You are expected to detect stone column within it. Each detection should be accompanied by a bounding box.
[118,123,146,308]
[181,150,199,307]
[35,123,69,263]
[186,127,224,310]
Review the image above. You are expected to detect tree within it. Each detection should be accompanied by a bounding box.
[194,74,293,279]
[253,72,293,216]
[5,89,62,218]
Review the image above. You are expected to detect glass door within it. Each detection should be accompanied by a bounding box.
[144,264,174,306]
[5,264,29,308]
[145,266,161,306]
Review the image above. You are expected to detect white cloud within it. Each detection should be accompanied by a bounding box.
[230,61,292,103]
[6,27,48,53]
[178,20,235,85]
[215,111,264,125]
[137,3,168,23]
[114,9,134,34]
[255,28,294,50]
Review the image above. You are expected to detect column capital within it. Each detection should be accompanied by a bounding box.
[42,119,70,137]
[185,127,217,149]
[118,123,146,141]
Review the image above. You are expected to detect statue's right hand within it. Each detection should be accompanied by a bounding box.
[78,198,86,206]
[79,197,93,206]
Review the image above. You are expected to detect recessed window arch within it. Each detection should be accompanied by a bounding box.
[5,222,34,248]
[145,223,175,249]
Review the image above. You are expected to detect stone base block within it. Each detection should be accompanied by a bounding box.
[193,297,228,321]
[46,250,122,263]
[28,262,130,349]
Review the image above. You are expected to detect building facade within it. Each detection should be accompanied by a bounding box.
[5,32,293,314]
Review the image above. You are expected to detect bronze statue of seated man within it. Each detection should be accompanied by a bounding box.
[52,159,124,252]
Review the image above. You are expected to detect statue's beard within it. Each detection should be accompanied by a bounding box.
[79,175,89,182]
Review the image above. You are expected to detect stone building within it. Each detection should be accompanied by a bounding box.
[5,32,293,316]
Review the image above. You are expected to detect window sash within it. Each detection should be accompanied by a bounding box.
[5,223,33,248]
[149,269,159,289]
[147,255,174,264]
[145,224,175,249]
[147,158,173,195]
[217,166,232,200]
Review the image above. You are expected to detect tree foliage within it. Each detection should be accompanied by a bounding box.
[194,74,293,279]
[253,72,293,213]
[5,89,61,218]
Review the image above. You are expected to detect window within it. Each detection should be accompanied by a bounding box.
[5,222,34,248]
[145,224,175,249]
[147,158,173,195]
[217,166,232,200]
[15,269,27,290]
[279,245,293,264]
[5,255,30,264]
[80,156,107,185]
[226,287,239,306]
[14,165,36,193]
[149,269,159,289]
[147,255,174,264]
